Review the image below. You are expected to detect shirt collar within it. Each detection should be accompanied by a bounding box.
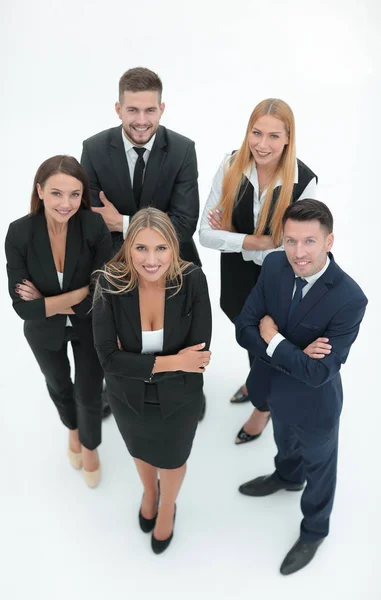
[246,158,299,189]
[121,129,156,154]
[299,255,331,285]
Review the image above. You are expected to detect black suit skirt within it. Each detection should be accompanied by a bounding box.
[108,384,203,469]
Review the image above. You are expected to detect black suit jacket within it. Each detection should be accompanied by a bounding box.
[81,125,201,264]
[235,252,368,427]
[92,266,211,418]
[5,210,112,351]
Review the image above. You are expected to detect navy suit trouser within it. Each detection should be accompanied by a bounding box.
[271,413,340,543]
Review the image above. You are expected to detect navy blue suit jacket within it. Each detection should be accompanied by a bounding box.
[235,252,368,427]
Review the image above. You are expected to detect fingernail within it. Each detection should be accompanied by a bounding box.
[22,279,26,283]
[200,343,205,347]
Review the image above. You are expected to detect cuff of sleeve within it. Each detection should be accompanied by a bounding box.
[122,215,130,239]
[266,333,285,357]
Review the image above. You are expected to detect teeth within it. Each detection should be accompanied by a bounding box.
[134,127,149,131]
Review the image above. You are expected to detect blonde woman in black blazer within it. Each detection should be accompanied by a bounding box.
[92,207,212,554]
[5,156,112,487]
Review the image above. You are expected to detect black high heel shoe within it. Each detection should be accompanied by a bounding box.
[139,480,160,533]
[151,505,177,555]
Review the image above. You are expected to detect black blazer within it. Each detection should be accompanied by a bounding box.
[92,266,212,418]
[5,210,112,351]
[81,124,201,264]
[235,252,368,427]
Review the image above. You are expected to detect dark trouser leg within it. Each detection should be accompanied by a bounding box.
[71,332,103,451]
[248,351,269,412]
[271,414,305,485]
[297,421,339,543]
[27,336,77,431]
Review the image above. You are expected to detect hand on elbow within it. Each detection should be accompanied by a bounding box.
[177,343,211,372]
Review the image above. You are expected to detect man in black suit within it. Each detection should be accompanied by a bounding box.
[81,67,205,419]
[235,200,368,575]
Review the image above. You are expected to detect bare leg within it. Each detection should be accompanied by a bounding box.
[134,458,159,519]
[69,429,81,453]
[154,463,187,540]
[242,384,248,395]
[82,447,100,472]
[238,408,270,437]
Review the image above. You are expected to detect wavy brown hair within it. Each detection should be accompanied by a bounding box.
[216,98,296,246]
[96,207,192,297]
[30,155,90,215]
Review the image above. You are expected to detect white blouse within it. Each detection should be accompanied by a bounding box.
[141,329,164,354]
[56,271,72,327]
[199,155,318,266]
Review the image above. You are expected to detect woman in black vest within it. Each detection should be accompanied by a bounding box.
[199,98,317,443]
[5,156,112,486]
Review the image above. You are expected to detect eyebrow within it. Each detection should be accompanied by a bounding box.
[50,188,82,192]
[126,105,157,110]
[253,127,283,134]
[134,243,168,247]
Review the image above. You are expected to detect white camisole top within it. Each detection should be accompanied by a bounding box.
[57,271,72,327]
[141,329,164,354]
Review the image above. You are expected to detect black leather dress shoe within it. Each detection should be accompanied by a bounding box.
[230,386,250,403]
[101,385,112,419]
[280,538,324,575]
[239,474,304,497]
[151,505,177,555]
[139,481,160,533]
[198,394,206,422]
[235,415,271,444]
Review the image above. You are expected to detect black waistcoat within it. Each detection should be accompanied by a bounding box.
[220,158,317,322]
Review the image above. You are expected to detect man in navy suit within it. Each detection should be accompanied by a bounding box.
[235,199,367,575]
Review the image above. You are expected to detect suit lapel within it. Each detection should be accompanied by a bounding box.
[120,287,142,346]
[31,213,61,294]
[287,255,336,333]
[163,284,186,349]
[287,279,329,332]
[62,213,82,292]
[139,126,167,209]
[109,126,137,213]
[277,262,296,332]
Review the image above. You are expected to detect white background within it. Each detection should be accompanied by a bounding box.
[1,0,380,598]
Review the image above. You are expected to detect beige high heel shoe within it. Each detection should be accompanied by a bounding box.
[83,465,101,488]
[82,450,101,488]
[67,447,83,470]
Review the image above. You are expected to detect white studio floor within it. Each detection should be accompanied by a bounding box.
[1,0,381,597]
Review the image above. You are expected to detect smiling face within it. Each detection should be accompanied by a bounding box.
[283,218,334,278]
[115,90,165,146]
[248,114,289,169]
[37,173,83,225]
[130,227,172,284]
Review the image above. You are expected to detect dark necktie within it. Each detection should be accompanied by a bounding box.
[288,277,308,318]
[132,147,146,206]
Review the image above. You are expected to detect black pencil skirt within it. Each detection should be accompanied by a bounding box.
[108,384,203,469]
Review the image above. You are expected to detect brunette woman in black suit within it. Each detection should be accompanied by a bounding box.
[5,156,112,487]
[92,207,212,553]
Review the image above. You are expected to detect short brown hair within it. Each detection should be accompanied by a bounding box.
[118,67,163,102]
[282,199,333,233]
[30,155,91,215]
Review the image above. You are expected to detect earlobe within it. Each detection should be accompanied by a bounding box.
[115,102,121,119]
[160,102,165,116]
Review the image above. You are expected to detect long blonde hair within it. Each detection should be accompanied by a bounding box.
[95,207,191,297]
[217,98,296,246]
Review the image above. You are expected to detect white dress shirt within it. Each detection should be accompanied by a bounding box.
[266,255,331,357]
[56,271,72,327]
[199,154,318,265]
[121,131,156,238]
